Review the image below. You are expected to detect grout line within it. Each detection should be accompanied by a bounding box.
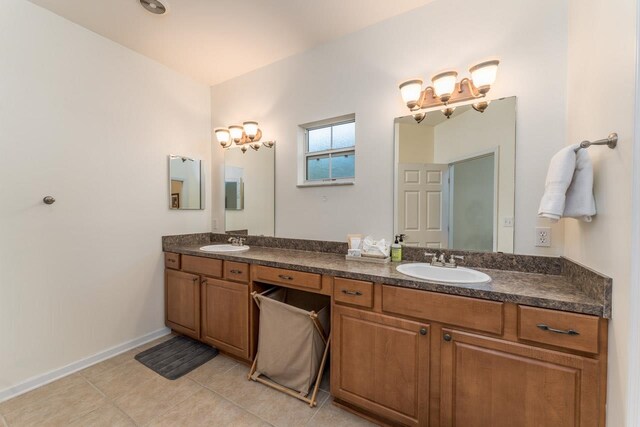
[139,378,204,427]
[197,364,326,427]
[304,394,330,426]
[207,388,274,426]
[81,373,140,426]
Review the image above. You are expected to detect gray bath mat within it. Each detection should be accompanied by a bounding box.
[135,335,218,380]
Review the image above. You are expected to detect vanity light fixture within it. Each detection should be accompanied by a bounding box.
[399,59,499,121]
[214,121,275,154]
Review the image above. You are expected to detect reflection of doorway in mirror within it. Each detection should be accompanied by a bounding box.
[397,163,449,248]
[170,180,183,208]
[448,153,496,252]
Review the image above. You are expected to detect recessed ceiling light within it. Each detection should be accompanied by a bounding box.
[140,0,167,15]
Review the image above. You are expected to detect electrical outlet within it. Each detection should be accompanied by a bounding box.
[535,227,551,247]
[503,217,514,227]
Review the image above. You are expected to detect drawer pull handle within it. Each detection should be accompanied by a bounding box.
[230,269,243,274]
[192,277,198,283]
[536,323,580,336]
[341,290,363,296]
[278,274,294,281]
[167,259,176,263]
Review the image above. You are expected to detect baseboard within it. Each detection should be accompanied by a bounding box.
[0,327,171,403]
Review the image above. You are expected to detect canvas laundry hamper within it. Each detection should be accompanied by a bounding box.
[249,287,330,406]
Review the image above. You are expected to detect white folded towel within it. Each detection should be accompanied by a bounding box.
[538,144,596,222]
[564,148,596,221]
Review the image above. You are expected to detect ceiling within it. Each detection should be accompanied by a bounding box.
[29,0,436,86]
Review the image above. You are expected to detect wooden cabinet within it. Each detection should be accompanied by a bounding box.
[332,304,430,427]
[201,277,249,359]
[165,269,200,339]
[439,328,600,427]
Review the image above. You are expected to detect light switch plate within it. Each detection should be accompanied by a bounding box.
[535,227,551,247]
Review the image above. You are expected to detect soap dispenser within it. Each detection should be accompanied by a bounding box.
[391,235,402,262]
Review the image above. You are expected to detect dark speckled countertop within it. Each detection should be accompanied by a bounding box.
[164,242,609,318]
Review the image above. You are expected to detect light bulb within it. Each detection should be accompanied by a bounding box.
[214,128,230,144]
[229,125,244,142]
[243,121,259,139]
[432,71,458,103]
[399,79,423,110]
[469,60,499,94]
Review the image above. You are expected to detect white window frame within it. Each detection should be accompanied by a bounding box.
[300,117,356,187]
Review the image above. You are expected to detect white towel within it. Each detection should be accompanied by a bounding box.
[538,144,596,222]
[564,148,596,221]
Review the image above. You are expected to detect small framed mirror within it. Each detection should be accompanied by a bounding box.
[168,155,204,210]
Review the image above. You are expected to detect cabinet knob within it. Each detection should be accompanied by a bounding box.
[192,277,198,283]
[443,333,452,342]
[420,327,428,336]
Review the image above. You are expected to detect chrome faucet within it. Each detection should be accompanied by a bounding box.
[228,237,246,246]
[424,251,465,268]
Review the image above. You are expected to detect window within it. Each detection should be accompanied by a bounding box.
[303,119,355,184]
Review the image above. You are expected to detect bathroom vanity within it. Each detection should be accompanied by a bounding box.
[163,233,610,427]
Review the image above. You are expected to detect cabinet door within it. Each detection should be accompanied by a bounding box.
[440,329,600,427]
[201,277,249,359]
[332,305,430,427]
[165,269,200,339]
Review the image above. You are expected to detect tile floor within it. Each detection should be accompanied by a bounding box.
[0,335,376,426]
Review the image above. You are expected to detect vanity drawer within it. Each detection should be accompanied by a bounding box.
[382,285,504,335]
[164,252,181,270]
[333,278,373,308]
[224,261,249,283]
[518,306,599,354]
[182,255,223,278]
[254,266,322,290]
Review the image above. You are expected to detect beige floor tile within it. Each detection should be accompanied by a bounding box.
[67,404,135,427]
[307,398,378,427]
[1,375,107,427]
[0,414,8,427]
[205,365,329,427]
[89,359,158,399]
[187,354,239,386]
[0,375,85,415]
[146,388,269,427]
[114,375,202,425]
[80,334,174,383]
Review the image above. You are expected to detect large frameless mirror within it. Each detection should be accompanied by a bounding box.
[168,155,204,210]
[224,146,275,236]
[394,96,516,252]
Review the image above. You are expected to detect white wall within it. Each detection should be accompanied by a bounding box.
[434,98,516,252]
[210,0,567,255]
[564,1,637,425]
[0,0,211,395]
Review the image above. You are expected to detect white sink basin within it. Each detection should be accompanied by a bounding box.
[199,244,250,253]
[396,263,491,284]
